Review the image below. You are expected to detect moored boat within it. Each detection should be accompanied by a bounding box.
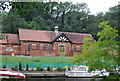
[65,65,109,77]
[0,69,26,78]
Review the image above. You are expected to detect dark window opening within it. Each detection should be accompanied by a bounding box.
[36,45,40,50]
[44,45,48,50]
[28,45,32,51]
[80,47,83,51]
[50,45,53,50]
[72,46,76,51]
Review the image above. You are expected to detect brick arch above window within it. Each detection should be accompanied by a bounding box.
[5,46,14,51]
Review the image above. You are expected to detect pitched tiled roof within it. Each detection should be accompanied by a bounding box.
[19,29,93,43]
[64,32,93,43]
[0,34,19,44]
[19,29,56,42]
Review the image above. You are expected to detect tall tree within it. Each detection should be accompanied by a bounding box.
[73,21,119,75]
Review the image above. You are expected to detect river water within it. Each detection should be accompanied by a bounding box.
[2,77,118,81]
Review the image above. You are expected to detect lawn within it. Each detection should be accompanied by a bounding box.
[0,56,73,64]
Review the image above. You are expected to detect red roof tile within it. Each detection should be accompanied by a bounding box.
[19,29,93,43]
[64,32,93,43]
[19,29,56,42]
[0,34,19,44]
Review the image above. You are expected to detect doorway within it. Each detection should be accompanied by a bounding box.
[59,45,66,56]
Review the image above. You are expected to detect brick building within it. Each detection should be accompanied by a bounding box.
[0,27,93,56]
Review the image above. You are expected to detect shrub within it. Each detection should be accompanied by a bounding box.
[2,64,6,69]
[63,66,69,71]
[19,61,22,71]
[26,63,29,71]
[47,67,51,71]
[34,60,40,62]
[31,69,34,71]
[57,67,63,72]
[36,64,40,71]
[11,66,18,71]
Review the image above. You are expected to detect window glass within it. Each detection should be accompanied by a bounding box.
[50,45,53,50]
[78,67,86,71]
[59,45,65,52]
[72,46,76,51]
[28,45,32,51]
[80,47,83,51]
[5,46,14,51]
[44,45,48,50]
[36,45,40,50]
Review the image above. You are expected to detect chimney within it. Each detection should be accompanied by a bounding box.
[54,26,58,35]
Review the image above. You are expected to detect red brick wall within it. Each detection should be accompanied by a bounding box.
[71,43,83,56]
[1,41,83,56]
[20,41,56,56]
[0,44,20,56]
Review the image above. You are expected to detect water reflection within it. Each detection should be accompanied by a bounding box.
[1,78,103,81]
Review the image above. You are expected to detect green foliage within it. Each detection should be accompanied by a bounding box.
[36,64,40,71]
[11,66,18,71]
[0,34,4,40]
[2,64,6,69]
[30,69,34,71]
[1,2,119,40]
[97,21,118,41]
[73,21,119,75]
[2,12,28,33]
[47,67,51,71]
[34,59,40,62]
[18,61,22,71]
[105,74,120,80]
[57,67,63,72]
[26,63,29,71]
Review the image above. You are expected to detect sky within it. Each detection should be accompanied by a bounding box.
[59,0,119,14]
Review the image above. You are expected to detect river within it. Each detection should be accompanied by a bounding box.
[1,77,119,81]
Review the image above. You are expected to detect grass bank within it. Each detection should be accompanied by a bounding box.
[0,56,73,64]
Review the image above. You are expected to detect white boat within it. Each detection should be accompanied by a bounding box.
[65,65,109,77]
[0,69,26,78]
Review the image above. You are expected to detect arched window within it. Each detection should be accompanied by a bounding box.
[5,46,14,51]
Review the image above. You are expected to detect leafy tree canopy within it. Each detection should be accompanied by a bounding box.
[73,21,120,74]
[1,2,119,40]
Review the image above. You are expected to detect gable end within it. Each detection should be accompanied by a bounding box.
[53,33,72,43]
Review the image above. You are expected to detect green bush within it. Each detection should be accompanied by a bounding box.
[11,66,18,71]
[26,63,29,71]
[57,67,63,72]
[2,64,6,69]
[34,60,40,62]
[19,61,22,71]
[31,69,34,71]
[36,64,40,71]
[47,67,51,71]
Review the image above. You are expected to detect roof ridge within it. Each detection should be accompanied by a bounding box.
[62,32,91,35]
[19,28,53,32]
[19,28,91,35]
